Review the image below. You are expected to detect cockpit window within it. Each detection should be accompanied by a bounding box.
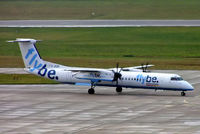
[171,77,183,81]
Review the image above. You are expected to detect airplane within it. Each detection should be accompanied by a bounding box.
[7,38,194,96]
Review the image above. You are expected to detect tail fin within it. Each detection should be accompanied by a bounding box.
[8,38,43,72]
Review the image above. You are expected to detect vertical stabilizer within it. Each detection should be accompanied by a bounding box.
[8,38,43,72]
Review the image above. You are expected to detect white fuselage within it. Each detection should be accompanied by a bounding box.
[29,67,194,92]
[9,38,194,95]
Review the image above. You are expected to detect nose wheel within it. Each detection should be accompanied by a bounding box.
[181,91,186,96]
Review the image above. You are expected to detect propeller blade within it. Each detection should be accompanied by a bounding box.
[112,62,122,86]
[145,62,149,72]
[116,62,119,72]
[141,63,144,72]
[119,67,123,73]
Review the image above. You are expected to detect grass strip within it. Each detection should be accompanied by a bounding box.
[0,0,200,20]
[0,74,58,84]
[0,27,200,69]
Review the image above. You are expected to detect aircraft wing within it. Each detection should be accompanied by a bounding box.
[69,69,114,82]
[124,64,154,69]
[109,64,154,72]
[128,64,154,69]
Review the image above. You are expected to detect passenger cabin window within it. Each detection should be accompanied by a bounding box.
[171,77,183,81]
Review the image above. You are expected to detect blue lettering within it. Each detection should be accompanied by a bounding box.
[25,48,35,59]
[136,74,146,84]
[136,74,159,84]
[48,70,56,79]
[136,74,140,81]
[37,64,59,80]
[29,54,37,65]
[146,75,158,83]
[146,75,151,82]
[142,76,146,84]
[152,77,157,83]
[29,60,42,72]
[38,64,47,76]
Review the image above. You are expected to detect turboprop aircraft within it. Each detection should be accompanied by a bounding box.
[8,38,194,96]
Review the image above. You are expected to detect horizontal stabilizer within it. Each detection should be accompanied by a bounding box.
[7,38,42,43]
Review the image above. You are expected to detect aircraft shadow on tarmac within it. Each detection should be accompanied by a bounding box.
[0,89,194,97]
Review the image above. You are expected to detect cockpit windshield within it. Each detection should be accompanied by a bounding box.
[171,77,183,81]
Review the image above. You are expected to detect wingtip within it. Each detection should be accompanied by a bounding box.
[7,40,16,43]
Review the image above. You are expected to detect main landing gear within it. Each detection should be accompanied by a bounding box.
[88,81,96,94]
[116,87,122,93]
[181,91,186,96]
[88,88,95,94]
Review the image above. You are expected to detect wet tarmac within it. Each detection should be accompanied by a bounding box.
[0,70,200,133]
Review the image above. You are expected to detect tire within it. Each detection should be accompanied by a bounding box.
[116,87,122,93]
[181,91,186,96]
[88,88,95,94]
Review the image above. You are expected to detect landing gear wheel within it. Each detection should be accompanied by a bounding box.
[181,91,186,96]
[88,88,95,94]
[116,87,122,93]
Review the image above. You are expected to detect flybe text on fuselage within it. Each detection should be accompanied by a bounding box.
[136,74,159,87]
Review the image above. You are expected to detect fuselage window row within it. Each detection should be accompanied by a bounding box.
[121,77,136,81]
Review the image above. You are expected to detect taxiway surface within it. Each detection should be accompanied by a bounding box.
[0,70,200,133]
[0,20,200,27]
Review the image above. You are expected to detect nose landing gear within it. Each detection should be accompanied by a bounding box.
[181,91,186,96]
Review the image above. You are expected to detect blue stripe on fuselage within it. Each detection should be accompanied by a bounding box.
[95,84,194,91]
[60,82,193,91]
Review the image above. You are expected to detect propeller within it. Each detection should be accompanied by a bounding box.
[141,62,149,72]
[112,63,122,86]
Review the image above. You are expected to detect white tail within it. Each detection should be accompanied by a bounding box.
[8,38,44,72]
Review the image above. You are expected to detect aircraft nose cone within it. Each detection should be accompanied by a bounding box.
[185,81,194,91]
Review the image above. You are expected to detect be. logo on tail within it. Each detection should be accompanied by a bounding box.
[25,48,58,80]
[38,64,59,80]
